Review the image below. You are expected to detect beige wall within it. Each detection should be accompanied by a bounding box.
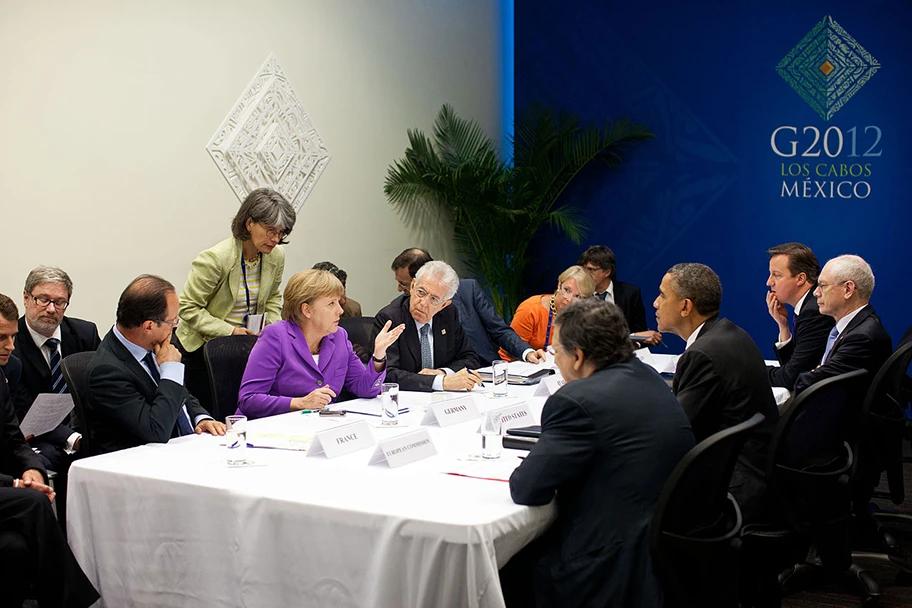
[0,0,502,327]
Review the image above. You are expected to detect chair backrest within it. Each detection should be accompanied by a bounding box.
[204,335,258,422]
[339,316,376,362]
[650,412,765,608]
[859,341,912,504]
[61,351,98,457]
[767,369,867,534]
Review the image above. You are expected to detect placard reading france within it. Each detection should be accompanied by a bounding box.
[771,15,881,200]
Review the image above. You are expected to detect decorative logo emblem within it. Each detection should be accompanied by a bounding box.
[776,16,880,121]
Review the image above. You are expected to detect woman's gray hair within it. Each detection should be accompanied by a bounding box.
[24,266,74,298]
[826,254,875,300]
[231,188,296,244]
[414,261,460,300]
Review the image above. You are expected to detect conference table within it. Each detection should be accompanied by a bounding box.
[66,383,557,608]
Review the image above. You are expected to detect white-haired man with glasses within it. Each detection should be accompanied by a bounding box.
[13,266,101,470]
[374,261,482,392]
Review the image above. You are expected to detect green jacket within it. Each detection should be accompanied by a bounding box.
[176,237,285,352]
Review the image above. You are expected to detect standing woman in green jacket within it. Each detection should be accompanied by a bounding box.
[175,188,296,413]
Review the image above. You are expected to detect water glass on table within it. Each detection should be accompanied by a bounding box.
[381,382,399,426]
[492,359,509,398]
[226,415,248,465]
[481,411,503,459]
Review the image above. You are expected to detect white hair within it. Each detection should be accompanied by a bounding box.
[825,254,875,301]
[414,260,460,300]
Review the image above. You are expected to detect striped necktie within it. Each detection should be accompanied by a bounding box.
[46,338,68,393]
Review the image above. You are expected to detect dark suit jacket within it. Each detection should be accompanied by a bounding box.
[674,316,779,522]
[0,367,46,486]
[510,359,694,607]
[794,304,892,394]
[12,316,100,445]
[604,281,648,333]
[769,293,835,389]
[86,330,209,454]
[452,279,530,364]
[373,296,479,392]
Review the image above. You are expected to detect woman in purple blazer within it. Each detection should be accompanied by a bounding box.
[237,270,405,419]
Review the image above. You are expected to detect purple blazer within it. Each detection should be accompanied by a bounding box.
[236,320,385,419]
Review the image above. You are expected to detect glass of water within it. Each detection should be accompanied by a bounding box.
[481,411,503,459]
[225,415,248,465]
[492,359,509,398]
[381,383,399,426]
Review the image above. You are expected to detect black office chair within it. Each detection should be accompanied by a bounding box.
[764,369,882,605]
[852,341,912,573]
[339,316,376,363]
[650,412,765,608]
[203,335,258,422]
[61,352,97,458]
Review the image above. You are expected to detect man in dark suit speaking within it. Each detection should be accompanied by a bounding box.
[764,243,834,390]
[86,275,224,454]
[507,298,693,607]
[654,263,778,523]
[14,266,101,470]
[375,261,481,392]
[0,293,99,607]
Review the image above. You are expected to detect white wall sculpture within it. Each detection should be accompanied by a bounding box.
[207,54,330,211]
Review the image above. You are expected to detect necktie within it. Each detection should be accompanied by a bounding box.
[419,324,433,369]
[46,338,67,393]
[596,291,608,301]
[142,351,193,436]
[821,326,840,364]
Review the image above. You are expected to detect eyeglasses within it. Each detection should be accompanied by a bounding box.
[156,318,180,328]
[259,223,288,240]
[31,294,69,310]
[558,285,584,301]
[816,280,848,290]
[412,286,445,308]
[582,265,604,274]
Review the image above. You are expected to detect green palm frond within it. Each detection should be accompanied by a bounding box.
[385,103,653,318]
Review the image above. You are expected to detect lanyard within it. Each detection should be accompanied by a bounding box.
[241,252,261,317]
[543,307,555,348]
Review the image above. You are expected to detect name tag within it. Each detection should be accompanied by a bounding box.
[369,429,437,468]
[485,402,534,432]
[534,374,565,396]
[421,395,480,427]
[308,420,374,459]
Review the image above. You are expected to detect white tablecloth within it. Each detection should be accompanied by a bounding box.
[67,386,556,608]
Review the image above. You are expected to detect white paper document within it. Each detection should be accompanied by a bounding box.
[19,393,74,438]
[247,431,313,451]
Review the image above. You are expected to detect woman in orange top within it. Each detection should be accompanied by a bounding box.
[499,265,595,360]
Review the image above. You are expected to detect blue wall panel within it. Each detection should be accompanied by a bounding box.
[515,1,910,354]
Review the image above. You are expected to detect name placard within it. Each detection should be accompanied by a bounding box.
[485,402,534,432]
[534,374,566,397]
[421,395,480,427]
[368,429,437,468]
[308,420,375,459]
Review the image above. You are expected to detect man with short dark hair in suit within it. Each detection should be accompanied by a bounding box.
[390,248,545,365]
[578,245,661,347]
[375,261,482,392]
[794,254,892,394]
[14,266,101,471]
[506,298,693,607]
[764,243,835,389]
[86,275,225,454]
[0,293,99,608]
[654,262,778,523]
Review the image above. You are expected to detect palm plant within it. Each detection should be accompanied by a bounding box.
[385,103,653,319]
